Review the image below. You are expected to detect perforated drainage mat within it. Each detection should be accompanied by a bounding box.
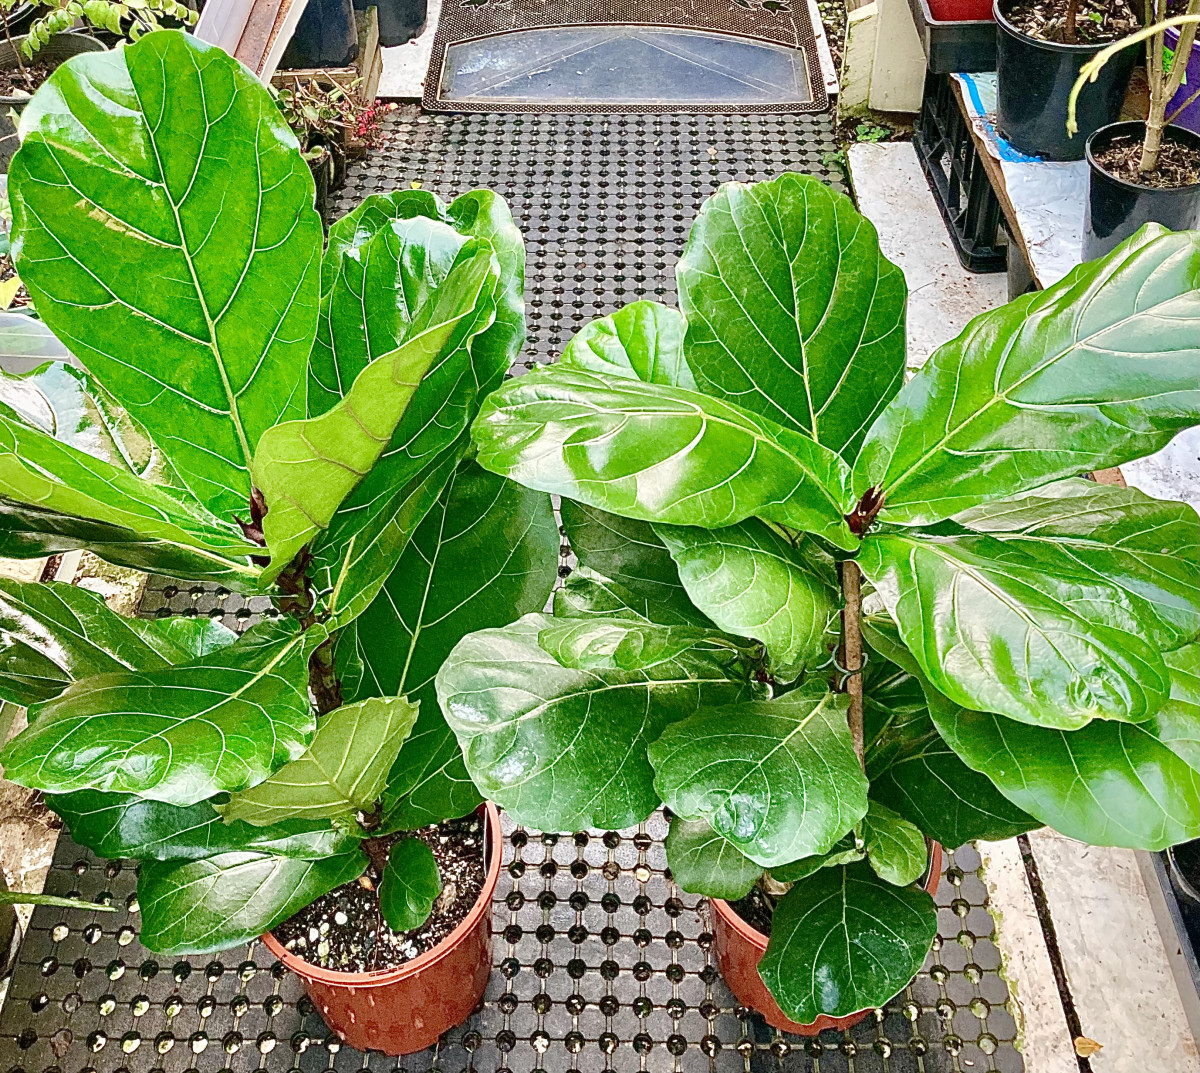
[0,110,1025,1073]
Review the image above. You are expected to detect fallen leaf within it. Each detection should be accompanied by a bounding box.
[0,275,22,310]
[1074,1036,1103,1057]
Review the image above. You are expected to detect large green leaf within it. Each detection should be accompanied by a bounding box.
[337,461,557,829]
[0,578,235,705]
[138,849,365,955]
[860,530,1170,730]
[759,861,937,1024]
[0,362,154,477]
[955,479,1199,649]
[0,409,261,584]
[537,616,746,671]
[860,631,1036,845]
[379,837,441,933]
[48,790,356,860]
[664,816,761,900]
[11,31,323,518]
[928,647,1200,850]
[0,620,314,806]
[473,364,856,549]
[654,520,838,680]
[552,567,706,627]
[648,689,868,868]
[312,440,464,629]
[312,189,524,415]
[558,504,702,624]
[437,612,748,831]
[255,244,497,583]
[770,832,864,883]
[854,227,1200,523]
[676,173,906,460]
[218,696,419,826]
[861,801,926,887]
[560,301,695,388]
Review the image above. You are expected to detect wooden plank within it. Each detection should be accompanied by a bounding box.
[947,76,1036,282]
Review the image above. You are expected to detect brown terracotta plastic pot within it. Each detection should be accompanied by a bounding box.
[709,843,943,1035]
[261,802,501,1055]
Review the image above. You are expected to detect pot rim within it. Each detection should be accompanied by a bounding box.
[260,800,502,987]
[1085,120,1200,194]
[992,0,1120,53]
[0,31,109,104]
[709,841,944,957]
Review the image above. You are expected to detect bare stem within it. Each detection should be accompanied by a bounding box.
[1064,0,1079,44]
[1,10,31,91]
[840,560,866,771]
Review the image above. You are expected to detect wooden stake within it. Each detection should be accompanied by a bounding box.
[840,559,866,770]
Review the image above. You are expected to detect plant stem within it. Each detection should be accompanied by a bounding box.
[361,836,391,877]
[1,9,31,92]
[839,559,866,770]
[1064,0,1079,44]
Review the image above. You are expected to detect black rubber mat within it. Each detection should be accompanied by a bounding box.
[0,110,1026,1073]
[423,0,826,114]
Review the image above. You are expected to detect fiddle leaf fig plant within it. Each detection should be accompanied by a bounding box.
[0,31,559,957]
[446,172,1200,1025]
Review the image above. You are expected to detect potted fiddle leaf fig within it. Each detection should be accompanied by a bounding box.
[0,30,558,1056]
[441,171,1200,1032]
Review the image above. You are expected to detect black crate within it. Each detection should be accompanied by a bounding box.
[913,72,1007,272]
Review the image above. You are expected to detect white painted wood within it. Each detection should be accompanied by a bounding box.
[838,1,878,115]
[977,838,1080,1073]
[847,142,1007,369]
[1028,830,1200,1072]
[261,0,314,81]
[867,0,923,113]
[192,0,255,55]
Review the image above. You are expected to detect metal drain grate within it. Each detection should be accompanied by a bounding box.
[0,110,1025,1073]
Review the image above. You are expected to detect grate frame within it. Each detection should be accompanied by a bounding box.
[1,108,1024,1073]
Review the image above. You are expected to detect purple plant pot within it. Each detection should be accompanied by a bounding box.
[1165,27,1200,135]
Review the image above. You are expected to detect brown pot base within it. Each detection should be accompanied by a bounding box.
[260,802,502,1055]
[709,843,944,1034]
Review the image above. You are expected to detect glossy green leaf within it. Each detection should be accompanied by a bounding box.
[769,832,863,883]
[861,801,926,887]
[11,31,323,517]
[0,409,261,584]
[473,364,856,549]
[557,504,703,624]
[759,861,937,1024]
[138,849,365,955]
[855,227,1200,523]
[0,362,154,477]
[0,577,235,705]
[927,657,1200,851]
[48,790,357,860]
[676,173,906,459]
[0,311,70,363]
[654,520,839,679]
[336,462,557,829]
[313,189,524,414]
[860,530,1170,729]
[218,696,419,827]
[379,837,441,933]
[955,478,1199,649]
[664,816,761,900]
[561,301,694,388]
[537,614,753,672]
[0,620,314,806]
[313,441,464,629]
[438,612,748,831]
[1158,644,1199,770]
[552,567,703,626]
[860,629,1036,846]
[255,243,497,583]
[648,689,868,867]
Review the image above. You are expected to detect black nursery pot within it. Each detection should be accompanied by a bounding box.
[281,0,359,68]
[356,0,428,47]
[1084,122,1200,260]
[994,0,1135,161]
